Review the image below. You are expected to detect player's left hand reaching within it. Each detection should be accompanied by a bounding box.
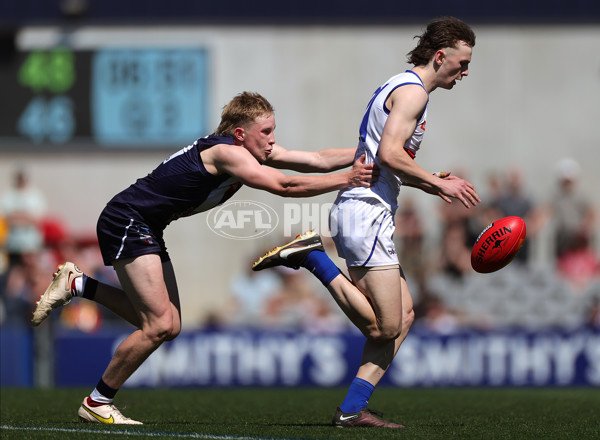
[348,154,379,187]
[436,174,481,207]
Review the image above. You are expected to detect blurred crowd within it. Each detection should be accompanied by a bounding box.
[1,158,599,334]
[0,169,121,332]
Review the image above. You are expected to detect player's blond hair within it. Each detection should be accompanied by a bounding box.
[215,92,274,136]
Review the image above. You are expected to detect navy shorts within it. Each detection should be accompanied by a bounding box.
[96,204,170,266]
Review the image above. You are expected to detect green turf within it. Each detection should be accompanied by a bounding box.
[1,387,599,439]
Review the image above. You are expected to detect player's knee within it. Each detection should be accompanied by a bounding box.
[368,322,400,343]
[380,324,401,342]
[164,321,181,341]
[145,318,175,345]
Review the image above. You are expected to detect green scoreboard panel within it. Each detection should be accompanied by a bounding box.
[0,47,209,149]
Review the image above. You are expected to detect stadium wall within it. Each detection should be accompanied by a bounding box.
[3,325,599,387]
[53,327,600,387]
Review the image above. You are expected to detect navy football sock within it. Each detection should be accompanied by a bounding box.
[302,250,341,286]
[340,377,375,413]
[90,377,118,404]
[82,278,98,300]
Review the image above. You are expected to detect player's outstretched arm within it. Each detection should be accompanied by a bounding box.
[218,147,375,197]
[405,173,481,207]
[378,86,480,208]
[265,145,358,173]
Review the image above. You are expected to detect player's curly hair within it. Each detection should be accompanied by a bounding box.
[215,91,274,136]
[407,16,476,67]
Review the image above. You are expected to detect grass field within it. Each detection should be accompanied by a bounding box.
[1,387,599,439]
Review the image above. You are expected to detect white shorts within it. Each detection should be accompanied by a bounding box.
[329,196,398,267]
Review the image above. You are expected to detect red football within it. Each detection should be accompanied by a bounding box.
[471,216,527,273]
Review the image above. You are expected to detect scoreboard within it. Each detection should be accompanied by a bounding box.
[0,47,209,149]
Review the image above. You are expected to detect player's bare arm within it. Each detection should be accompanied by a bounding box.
[210,144,374,197]
[265,145,358,173]
[379,86,480,207]
[378,85,441,186]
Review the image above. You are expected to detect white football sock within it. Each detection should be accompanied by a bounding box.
[90,388,113,404]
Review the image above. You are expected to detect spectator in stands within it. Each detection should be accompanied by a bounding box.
[263,267,346,333]
[219,261,283,327]
[2,251,53,326]
[487,167,543,264]
[435,220,473,278]
[437,167,482,247]
[414,294,461,334]
[1,169,47,267]
[550,158,598,288]
[587,296,600,328]
[394,197,426,277]
[551,158,596,258]
[556,237,599,290]
[1,169,48,326]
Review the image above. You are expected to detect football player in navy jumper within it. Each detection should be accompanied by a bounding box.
[32,91,377,424]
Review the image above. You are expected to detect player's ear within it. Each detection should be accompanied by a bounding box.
[434,49,445,66]
[233,127,245,143]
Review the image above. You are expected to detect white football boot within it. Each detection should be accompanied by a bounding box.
[32,262,82,326]
[78,397,143,425]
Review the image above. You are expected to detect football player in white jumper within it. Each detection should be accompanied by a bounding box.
[253,16,481,428]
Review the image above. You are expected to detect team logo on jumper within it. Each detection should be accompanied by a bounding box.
[207,200,279,240]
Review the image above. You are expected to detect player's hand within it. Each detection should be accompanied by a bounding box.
[348,154,379,187]
[437,175,481,208]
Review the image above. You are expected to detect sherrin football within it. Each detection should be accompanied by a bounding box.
[471,216,526,273]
